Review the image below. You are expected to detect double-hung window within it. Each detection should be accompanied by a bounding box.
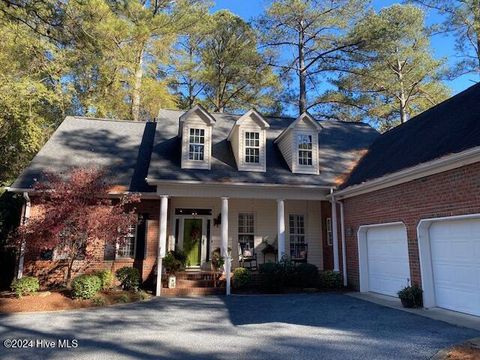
[245,132,260,164]
[238,213,255,254]
[298,134,313,166]
[289,214,306,257]
[189,128,205,161]
[117,225,137,259]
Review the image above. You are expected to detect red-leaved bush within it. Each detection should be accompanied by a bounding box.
[14,167,140,286]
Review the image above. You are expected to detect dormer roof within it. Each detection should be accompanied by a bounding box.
[178,104,216,137]
[227,109,270,141]
[274,112,322,143]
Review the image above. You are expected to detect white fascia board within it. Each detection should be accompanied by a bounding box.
[334,146,480,199]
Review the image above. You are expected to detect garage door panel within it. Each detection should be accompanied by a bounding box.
[366,225,410,297]
[429,218,480,317]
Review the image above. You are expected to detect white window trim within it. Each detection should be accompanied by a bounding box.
[292,130,319,174]
[116,225,138,259]
[238,128,266,172]
[244,131,260,164]
[188,128,206,161]
[181,124,212,170]
[238,212,255,252]
[288,213,307,246]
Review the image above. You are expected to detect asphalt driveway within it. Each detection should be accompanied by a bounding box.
[0,293,478,360]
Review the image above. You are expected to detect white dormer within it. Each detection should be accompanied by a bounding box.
[274,112,322,175]
[179,105,216,170]
[227,109,270,172]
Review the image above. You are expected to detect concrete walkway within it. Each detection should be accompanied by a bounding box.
[0,293,478,360]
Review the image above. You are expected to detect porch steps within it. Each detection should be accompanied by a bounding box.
[162,271,225,297]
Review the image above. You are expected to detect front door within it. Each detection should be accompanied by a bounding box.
[183,218,203,267]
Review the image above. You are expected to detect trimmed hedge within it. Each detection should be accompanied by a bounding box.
[318,270,343,289]
[294,263,319,288]
[115,267,140,291]
[96,270,114,290]
[71,274,102,299]
[11,276,40,298]
[233,267,251,289]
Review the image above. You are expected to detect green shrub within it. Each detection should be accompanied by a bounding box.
[318,271,343,289]
[95,270,114,290]
[137,290,151,301]
[115,267,140,291]
[163,251,185,275]
[294,263,319,288]
[71,274,102,299]
[259,258,296,292]
[398,285,423,308]
[11,276,40,298]
[92,295,106,306]
[233,268,251,289]
[117,293,130,303]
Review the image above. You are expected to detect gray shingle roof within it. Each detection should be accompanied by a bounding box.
[10,117,156,192]
[341,82,480,189]
[10,110,379,191]
[148,109,379,187]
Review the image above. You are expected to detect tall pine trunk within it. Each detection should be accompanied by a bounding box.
[298,22,307,115]
[131,47,145,122]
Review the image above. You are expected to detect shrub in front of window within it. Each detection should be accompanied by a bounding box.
[11,276,40,298]
[71,274,102,299]
[233,267,251,289]
[398,285,423,308]
[259,257,296,292]
[95,270,114,290]
[115,267,140,291]
[318,270,343,289]
[294,263,319,288]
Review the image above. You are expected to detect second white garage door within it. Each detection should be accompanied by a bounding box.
[429,218,480,316]
[367,224,410,296]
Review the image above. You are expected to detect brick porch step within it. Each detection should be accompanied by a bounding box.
[175,271,220,281]
[175,279,217,288]
[161,287,226,297]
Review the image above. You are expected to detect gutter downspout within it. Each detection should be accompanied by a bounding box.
[339,201,347,287]
[17,192,31,279]
[330,188,340,272]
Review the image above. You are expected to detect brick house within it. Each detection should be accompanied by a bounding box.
[7,83,480,316]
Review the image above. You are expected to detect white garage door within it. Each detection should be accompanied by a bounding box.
[367,225,410,296]
[429,218,480,316]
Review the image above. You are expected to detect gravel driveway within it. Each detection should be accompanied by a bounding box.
[0,293,478,360]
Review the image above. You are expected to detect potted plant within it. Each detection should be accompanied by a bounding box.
[211,248,225,288]
[163,250,187,288]
[398,285,423,308]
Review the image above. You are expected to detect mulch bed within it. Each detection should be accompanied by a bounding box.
[0,289,152,313]
[444,345,480,359]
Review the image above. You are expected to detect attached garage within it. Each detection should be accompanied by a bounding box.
[358,223,410,296]
[419,215,480,317]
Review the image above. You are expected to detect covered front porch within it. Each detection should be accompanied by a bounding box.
[151,181,342,295]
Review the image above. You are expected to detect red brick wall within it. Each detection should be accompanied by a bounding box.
[23,199,160,287]
[342,162,480,290]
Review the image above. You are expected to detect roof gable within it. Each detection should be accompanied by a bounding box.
[227,109,270,141]
[178,105,216,136]
[274,112,322,143]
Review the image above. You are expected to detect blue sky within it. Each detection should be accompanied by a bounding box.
[211,0,478,96]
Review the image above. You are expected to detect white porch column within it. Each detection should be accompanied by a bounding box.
[221,197,229,257]
[17,192,31,279]
[277,199,286,260]
[156,195,169,296]
[330,191,340,272]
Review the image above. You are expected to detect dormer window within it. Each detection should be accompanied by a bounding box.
[245,132,260,164]
[274,112,322,175]
[189,128,205,161]
[179,105,216,170]
[227,109,269,172]
[298,134,313,166]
